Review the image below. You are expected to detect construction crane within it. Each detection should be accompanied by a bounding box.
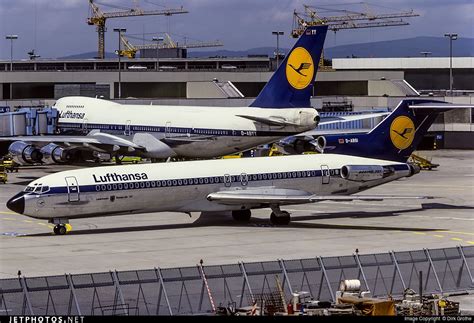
[119,33,223,58]
[292,3,419,38]
[87,0,188,59]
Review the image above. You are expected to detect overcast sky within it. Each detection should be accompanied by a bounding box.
[0,0,472,59]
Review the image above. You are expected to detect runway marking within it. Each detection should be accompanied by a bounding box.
[435,231,474,236]
[413,232,426,235]
[22,220,33,223]
[0,211,16,215]
[451,238,463,242]
[433,235,444,238]
[467,241,474,245]
[37,223,48,226]
[48,225,54,229]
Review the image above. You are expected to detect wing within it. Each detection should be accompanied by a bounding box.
[207,188,433,206]
[0,132,143,153]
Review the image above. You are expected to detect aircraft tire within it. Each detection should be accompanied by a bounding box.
[232,210,251,222]
[54,224,67,235]
[270,212,290,225]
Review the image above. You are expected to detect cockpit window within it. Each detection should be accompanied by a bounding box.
[34,185,42,193]
[24,186,34,192]
[41,186,50,193]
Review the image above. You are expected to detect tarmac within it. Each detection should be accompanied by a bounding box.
[0,149,473,279]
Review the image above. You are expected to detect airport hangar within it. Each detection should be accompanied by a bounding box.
[0,55,473,148]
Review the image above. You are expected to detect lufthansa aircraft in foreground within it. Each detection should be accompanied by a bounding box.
[7,153,425,235]
[4,25,334,165]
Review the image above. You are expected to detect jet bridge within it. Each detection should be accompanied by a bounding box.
[0,107,58,137]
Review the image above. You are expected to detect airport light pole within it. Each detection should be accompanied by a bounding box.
[114,28,127,99]
[444,33,458,96]
[152,36,164,71]
[272,31,284,69]
[6,35,18,100]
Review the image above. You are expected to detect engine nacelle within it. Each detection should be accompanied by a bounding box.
[40,143,70,164]
[8,141,43,165]
[408,163,421,177]
[341,165,385,182]
[278,135,327,155]
[312,136,326,153]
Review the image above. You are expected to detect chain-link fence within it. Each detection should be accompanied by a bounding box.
[1,246,473,315]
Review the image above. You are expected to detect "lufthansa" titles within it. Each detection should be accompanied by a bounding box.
[93,173,148,183]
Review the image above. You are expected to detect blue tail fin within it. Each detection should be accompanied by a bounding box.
[366,99,449,161]
[324,99,456,162]
[250,25,328,108]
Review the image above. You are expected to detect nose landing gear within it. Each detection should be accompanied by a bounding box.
[50,219,72,235]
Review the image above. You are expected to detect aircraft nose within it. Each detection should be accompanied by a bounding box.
[7,192,25,214]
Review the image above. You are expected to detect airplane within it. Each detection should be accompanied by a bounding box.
[3,25,333,166]
[277,99,474,162]
[6,152,426,235]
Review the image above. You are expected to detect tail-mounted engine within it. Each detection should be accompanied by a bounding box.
[340,165,385,182]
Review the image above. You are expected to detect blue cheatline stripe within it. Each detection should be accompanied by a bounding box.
[57,122,299,137]
[29,164,408,196]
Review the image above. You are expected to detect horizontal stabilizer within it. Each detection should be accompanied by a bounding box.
[409,103,474,109]
[319,112,390,126]
[236,115,299,127]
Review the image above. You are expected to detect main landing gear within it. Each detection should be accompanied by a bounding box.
[270,205,291,225]
[49,219,72,235]
[232,209,251,222]
[231,206,291,225]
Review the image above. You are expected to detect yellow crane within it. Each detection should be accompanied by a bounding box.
[87,0,188,59]
[292,3,419,37]
[119,33,223,58]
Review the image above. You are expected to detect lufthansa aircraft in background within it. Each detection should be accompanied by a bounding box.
[278,99,474,162]
[3,25,338,166]
[7,152,425,235]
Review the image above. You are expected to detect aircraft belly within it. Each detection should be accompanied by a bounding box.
[173,136,282,158]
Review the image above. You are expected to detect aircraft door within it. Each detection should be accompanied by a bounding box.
[65,176,80,202]
[124,120,132,136]
[82,119,88,133]
[224,174,232,187]
[321,165,330,185]
[165,122,171,138]
[240,173,248,186]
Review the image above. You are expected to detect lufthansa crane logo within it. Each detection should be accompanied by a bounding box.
[390,116,415,150]
[286,47,314,90]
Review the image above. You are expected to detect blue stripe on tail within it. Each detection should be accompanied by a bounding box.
[250,26,328,109]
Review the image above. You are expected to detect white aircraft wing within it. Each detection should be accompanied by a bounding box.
[0,131,145,153]
[207,188,433,205]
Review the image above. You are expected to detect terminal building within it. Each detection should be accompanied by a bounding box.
[0,55,473,148]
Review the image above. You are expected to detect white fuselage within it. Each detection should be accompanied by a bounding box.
[54,97,318,158]
[15,154,412,220]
